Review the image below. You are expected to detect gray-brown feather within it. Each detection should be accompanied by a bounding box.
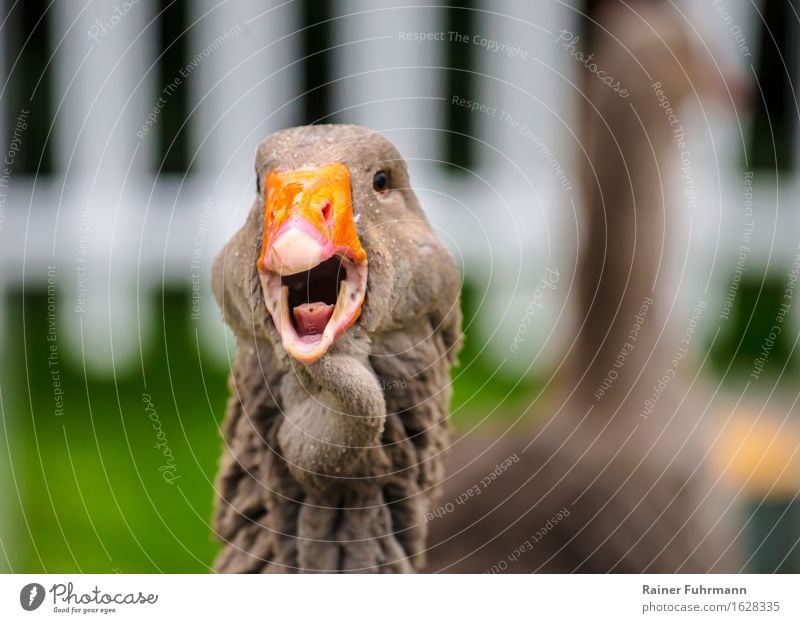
[212,125,461,572]
[425,4,741,573]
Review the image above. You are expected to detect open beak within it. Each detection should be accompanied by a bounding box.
[257,163,368,364]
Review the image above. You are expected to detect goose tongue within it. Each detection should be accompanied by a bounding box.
[292,302,335,338]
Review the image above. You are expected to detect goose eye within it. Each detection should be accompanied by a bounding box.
[373,170,389,192]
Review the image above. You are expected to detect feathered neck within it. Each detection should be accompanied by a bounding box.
[572,46,686,416]
[212,321,452,573]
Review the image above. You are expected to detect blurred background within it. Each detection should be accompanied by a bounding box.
[0,0,798,572]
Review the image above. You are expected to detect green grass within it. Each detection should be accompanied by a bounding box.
[450,280,544,425]
[3,283,796,573]
[1,289,229,572]
[0,283,536,572]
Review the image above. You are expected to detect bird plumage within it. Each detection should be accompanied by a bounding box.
[425,2,742,573]
[212,125,461,572]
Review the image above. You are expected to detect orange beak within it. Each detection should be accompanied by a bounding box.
[257,163,368,364]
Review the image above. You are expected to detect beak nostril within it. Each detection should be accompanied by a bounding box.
[321,201,332,222]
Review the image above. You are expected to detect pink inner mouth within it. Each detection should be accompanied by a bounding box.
[279,255,347,341]
[292,303,335,341]
[259,236,368,364]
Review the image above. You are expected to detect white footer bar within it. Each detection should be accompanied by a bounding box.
[1,574,797,622]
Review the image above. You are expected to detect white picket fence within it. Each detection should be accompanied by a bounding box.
[1,0,785,377]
